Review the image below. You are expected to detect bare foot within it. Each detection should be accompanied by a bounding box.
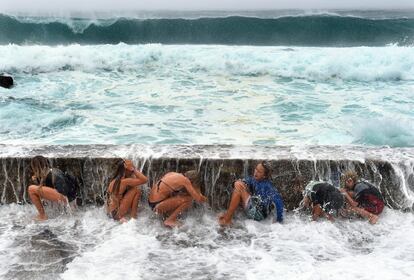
[368,214,379,224]
[218,213,232,226]
[339,208,351,218]
[33,214,48,221]
[119,217,128,223]
[164,219,182,228]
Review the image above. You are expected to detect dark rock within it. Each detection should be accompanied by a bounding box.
[0,75,14,88]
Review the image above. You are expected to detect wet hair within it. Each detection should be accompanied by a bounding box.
[258,161,272,179]
[184,170,203,189]
[110,159,126,195]
[343,171,359,186]
[30,155,51,186]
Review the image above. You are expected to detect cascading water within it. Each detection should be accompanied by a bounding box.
[0,145,414,279]
[1,8,414,280]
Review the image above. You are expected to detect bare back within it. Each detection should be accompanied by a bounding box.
[149,172,204,203]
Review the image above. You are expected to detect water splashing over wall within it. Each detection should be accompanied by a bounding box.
[0,145,413,211]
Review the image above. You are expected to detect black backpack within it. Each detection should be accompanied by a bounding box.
[63,171,80,202]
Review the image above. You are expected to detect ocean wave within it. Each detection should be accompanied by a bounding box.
[0,14,413,46]
[353,118,414,147]
[1,44,413,82]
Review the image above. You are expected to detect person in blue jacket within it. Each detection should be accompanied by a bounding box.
[218,161,284,226]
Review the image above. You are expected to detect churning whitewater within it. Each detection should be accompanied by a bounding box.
[1,8,414,280]
[0,205,414,280]
[1,44,413,146]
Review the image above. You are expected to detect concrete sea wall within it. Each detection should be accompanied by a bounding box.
[0,145,413,211]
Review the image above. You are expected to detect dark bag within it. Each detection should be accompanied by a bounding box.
[63,171,79,202]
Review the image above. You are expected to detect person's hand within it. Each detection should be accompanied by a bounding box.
[124,160,135,172]
[339,188,347,193]
[198,194,208,203]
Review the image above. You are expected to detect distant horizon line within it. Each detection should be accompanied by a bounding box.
[2,7,414,13]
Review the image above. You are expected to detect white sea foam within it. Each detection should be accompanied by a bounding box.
[0,44,413,146]
[1,204,413,280]
[1,44,413,82]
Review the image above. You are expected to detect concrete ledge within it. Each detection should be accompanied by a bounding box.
[0,145,413,211]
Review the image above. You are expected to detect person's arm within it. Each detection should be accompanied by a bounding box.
[312,204,323,221]
[302,196,311,209]
[119,169,148,194]
[242,177,254,194]
[324,212,335,221]
[182,177,207,203]
[272,192,284,223]
[340,189,358,207]
[107,180,114,194]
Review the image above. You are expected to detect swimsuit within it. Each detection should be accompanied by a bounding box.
[245,196,266,221]
[148,179,184,210]
[354,181,384,215]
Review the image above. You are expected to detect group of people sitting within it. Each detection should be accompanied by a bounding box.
[27,156,385,227]
[301,175,384,224]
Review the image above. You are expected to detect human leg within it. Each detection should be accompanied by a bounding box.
[154,194,193,227]
[28,185,67,221]
[350,194,384,224]
[350,206,379,224]
[117,187,140,219]
[130,187,142,219]
[218,181,251,226]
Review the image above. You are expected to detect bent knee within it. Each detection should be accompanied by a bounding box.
[180,197,193,207]
[28,185,40,194]
[234,181,247,192]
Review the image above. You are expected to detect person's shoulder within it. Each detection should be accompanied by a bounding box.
[315,182,334,189]
[355,180,373,191]
[243,176,255,183]
[356,180,369,186]
[257,178,274,189]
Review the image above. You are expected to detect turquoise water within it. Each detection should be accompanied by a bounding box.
[1,44,413,146]
[1,12,414,45]
[1,10,414,280]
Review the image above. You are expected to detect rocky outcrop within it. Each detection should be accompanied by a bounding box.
[0,75,13,88]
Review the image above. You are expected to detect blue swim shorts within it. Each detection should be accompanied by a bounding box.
[245,196,266,221]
